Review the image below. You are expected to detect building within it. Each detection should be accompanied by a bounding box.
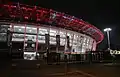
[0,3,104,60]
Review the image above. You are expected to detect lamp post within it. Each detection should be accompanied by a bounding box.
[104,28,112,50]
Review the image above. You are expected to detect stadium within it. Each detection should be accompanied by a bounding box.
[0,3,104,60]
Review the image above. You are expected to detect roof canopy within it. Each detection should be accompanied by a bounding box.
[0,2,104,43]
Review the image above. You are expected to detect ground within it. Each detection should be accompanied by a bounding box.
[0,60,120,77]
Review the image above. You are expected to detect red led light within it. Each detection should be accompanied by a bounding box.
[24,16,28,19]
[0,3,104,43]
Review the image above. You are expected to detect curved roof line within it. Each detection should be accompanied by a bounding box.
[0,2,104,43]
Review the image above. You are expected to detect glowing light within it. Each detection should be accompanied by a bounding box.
[29,30,32,32]
[104,28,112,32]
[18,29,22,31]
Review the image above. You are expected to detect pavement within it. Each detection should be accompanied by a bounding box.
[72,63,120,77]
[1,60,120,77]
[103,63,120,66]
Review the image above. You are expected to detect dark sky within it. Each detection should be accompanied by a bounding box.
[1,0,120,50]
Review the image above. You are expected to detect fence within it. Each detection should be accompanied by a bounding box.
[1,50,120,63]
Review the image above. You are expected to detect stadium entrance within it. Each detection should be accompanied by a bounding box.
[11,25,39,60]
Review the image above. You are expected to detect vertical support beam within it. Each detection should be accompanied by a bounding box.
[56,34,60,64]
[91,40,95,51]
[81,35,86,53]
[107,31,110,49]
[11,23,14,31]
[67,36,70,51]
[89,39,92,51]
[8,23,14,57]
[45,33,50,64]
[88,38,90,51]
[80,35,84,61]
[71,34,74,61]
[36,26,39,51]
[10,23,14,45]
[64,30,67,53]
[83,36,87,52]
[56,35,60,52]
[76,35,79,53]
[10,23,14,41]
[23,24,26,50]
[71,34,74,52]
[85,38,88,51]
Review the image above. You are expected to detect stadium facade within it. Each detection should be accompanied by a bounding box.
[0,3,104,60]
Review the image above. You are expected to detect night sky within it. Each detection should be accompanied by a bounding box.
[1,0,120,50]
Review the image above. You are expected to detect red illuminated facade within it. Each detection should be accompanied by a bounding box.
[0,3,104,56]
[0,3,104,43]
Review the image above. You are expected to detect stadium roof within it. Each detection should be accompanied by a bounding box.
[0,2,104,44]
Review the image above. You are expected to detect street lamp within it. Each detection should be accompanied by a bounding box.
[104,28,112,50]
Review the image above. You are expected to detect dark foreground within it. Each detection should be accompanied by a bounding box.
[0,60,120,77]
